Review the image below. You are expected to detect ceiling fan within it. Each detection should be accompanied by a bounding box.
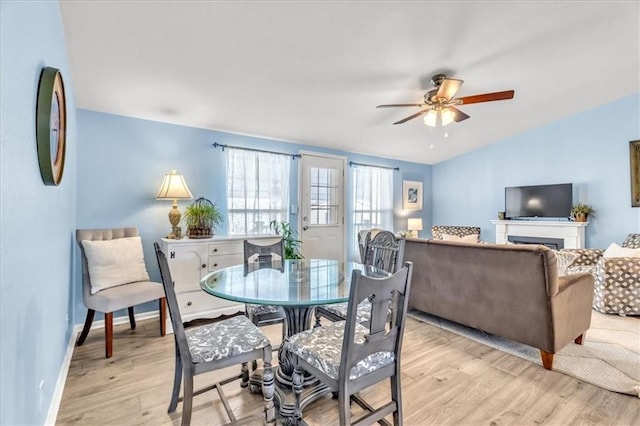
[377,74,515,127]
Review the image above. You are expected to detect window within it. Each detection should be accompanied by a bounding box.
[226,148,290,235]
[352,165,393,258]
[309,167,339,225]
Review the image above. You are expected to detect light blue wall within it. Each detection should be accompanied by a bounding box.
[75,109,431,322]
[0,1,77,424]
[432,93,640,248]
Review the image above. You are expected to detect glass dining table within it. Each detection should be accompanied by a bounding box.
[200,258,390,422]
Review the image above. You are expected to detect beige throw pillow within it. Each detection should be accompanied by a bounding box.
[603,243,640,258]
[552,250,579,276]
[82,236,150,294]
[441,233,479,243]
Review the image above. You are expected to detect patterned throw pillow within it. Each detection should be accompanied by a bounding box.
[441,233,479,243]
[552,250,579,276]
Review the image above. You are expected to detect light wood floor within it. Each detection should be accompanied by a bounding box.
[56,316,639,426]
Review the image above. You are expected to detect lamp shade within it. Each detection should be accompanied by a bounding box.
[156,170,193,200]
[407,218,423,231]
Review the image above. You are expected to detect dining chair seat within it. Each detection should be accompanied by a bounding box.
[185,315,272,364]
[246,303,283,317]
[87,280,165,313]
[289,321,395,381]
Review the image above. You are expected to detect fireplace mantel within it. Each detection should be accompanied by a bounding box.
[491,220,588,249]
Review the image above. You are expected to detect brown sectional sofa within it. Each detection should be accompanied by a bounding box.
[404,238,595,370]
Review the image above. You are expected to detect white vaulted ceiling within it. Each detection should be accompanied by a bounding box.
[59,1,639,164]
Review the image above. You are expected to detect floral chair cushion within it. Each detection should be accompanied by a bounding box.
[185,315,271,364]
[288,321,395,381]
[247,304,282,317]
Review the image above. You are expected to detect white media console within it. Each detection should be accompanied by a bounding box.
[491,220,588,249]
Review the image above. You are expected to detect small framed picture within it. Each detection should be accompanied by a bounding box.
[403,180,423,210]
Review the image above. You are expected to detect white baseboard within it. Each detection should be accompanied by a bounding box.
[45,309,161,424]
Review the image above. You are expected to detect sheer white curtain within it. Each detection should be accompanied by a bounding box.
[226,148,290,235]
[352,165,393,259]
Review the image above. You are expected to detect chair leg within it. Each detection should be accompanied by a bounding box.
[574,333,584,345]
[105,312,113,358]
[181,372,194,426]
[391,367,402,425]
[292,362,304,423]
[241,362,250,388]
[128,307,136,330]
[338,380,350,426]
[168,342,182,413]
[159,297,167,336]
[262,349,275,424]
[540,349,554,370]
[76,309,95,346]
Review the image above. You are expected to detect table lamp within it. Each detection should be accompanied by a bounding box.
[407,218,423,238]
[156,170,193,239]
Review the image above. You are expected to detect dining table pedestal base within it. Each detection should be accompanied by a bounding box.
[248,305,333,424]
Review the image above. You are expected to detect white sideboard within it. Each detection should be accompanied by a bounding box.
[158,235,280,328]
[491,220,588,249]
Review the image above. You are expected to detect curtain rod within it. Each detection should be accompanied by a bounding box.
[212,142,301,159]
[349,161,399,171]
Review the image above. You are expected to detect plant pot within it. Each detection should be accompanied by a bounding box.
[574,213,588,222]
[188,227,213,238]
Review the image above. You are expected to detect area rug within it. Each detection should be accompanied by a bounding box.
[408,309,640,397]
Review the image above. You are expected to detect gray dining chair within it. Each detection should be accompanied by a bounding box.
[314,230,404,326]
[154,243,275,426]
[76,227,166,358]
[243,239,287,337]
[288,262,413,425]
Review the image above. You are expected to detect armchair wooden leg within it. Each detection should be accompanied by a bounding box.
[540,349,554,370]
[159,297,167,336]
[76,309,95,346]
[105,312,113,358]
[574,333,585,345]
[128,307,136,330]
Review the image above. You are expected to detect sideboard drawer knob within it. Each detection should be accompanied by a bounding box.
[187,301,192,306]
[202,264,206,268]
[214,248,218,252]
[214,263,218,267]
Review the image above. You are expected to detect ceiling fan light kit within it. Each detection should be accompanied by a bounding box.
[377,73,515,127]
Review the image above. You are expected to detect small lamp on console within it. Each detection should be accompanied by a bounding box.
[407,218,423,238]
[156,170,193,239]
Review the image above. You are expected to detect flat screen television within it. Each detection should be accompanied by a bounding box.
[505,183,572,219]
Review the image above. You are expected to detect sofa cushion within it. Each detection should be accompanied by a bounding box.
[552,250,579,276]
[603,243,640,258]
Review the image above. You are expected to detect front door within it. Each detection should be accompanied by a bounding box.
[299,152,345,260]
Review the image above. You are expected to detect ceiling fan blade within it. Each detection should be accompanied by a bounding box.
[377,103,424,108]
[393,109,428,125]
[448,106,470,122]
[434,78,463,101]
[457,90,515,105]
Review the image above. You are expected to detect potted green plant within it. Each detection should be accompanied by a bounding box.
[183,198,224,238]
[270,220,303,259]
[570,203,596,222]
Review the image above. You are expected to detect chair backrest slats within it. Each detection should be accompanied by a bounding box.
[243,239,285,274]
[363,230,404,273]
[339,262,413,380]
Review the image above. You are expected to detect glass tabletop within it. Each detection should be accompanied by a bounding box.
[200,259,390,306]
